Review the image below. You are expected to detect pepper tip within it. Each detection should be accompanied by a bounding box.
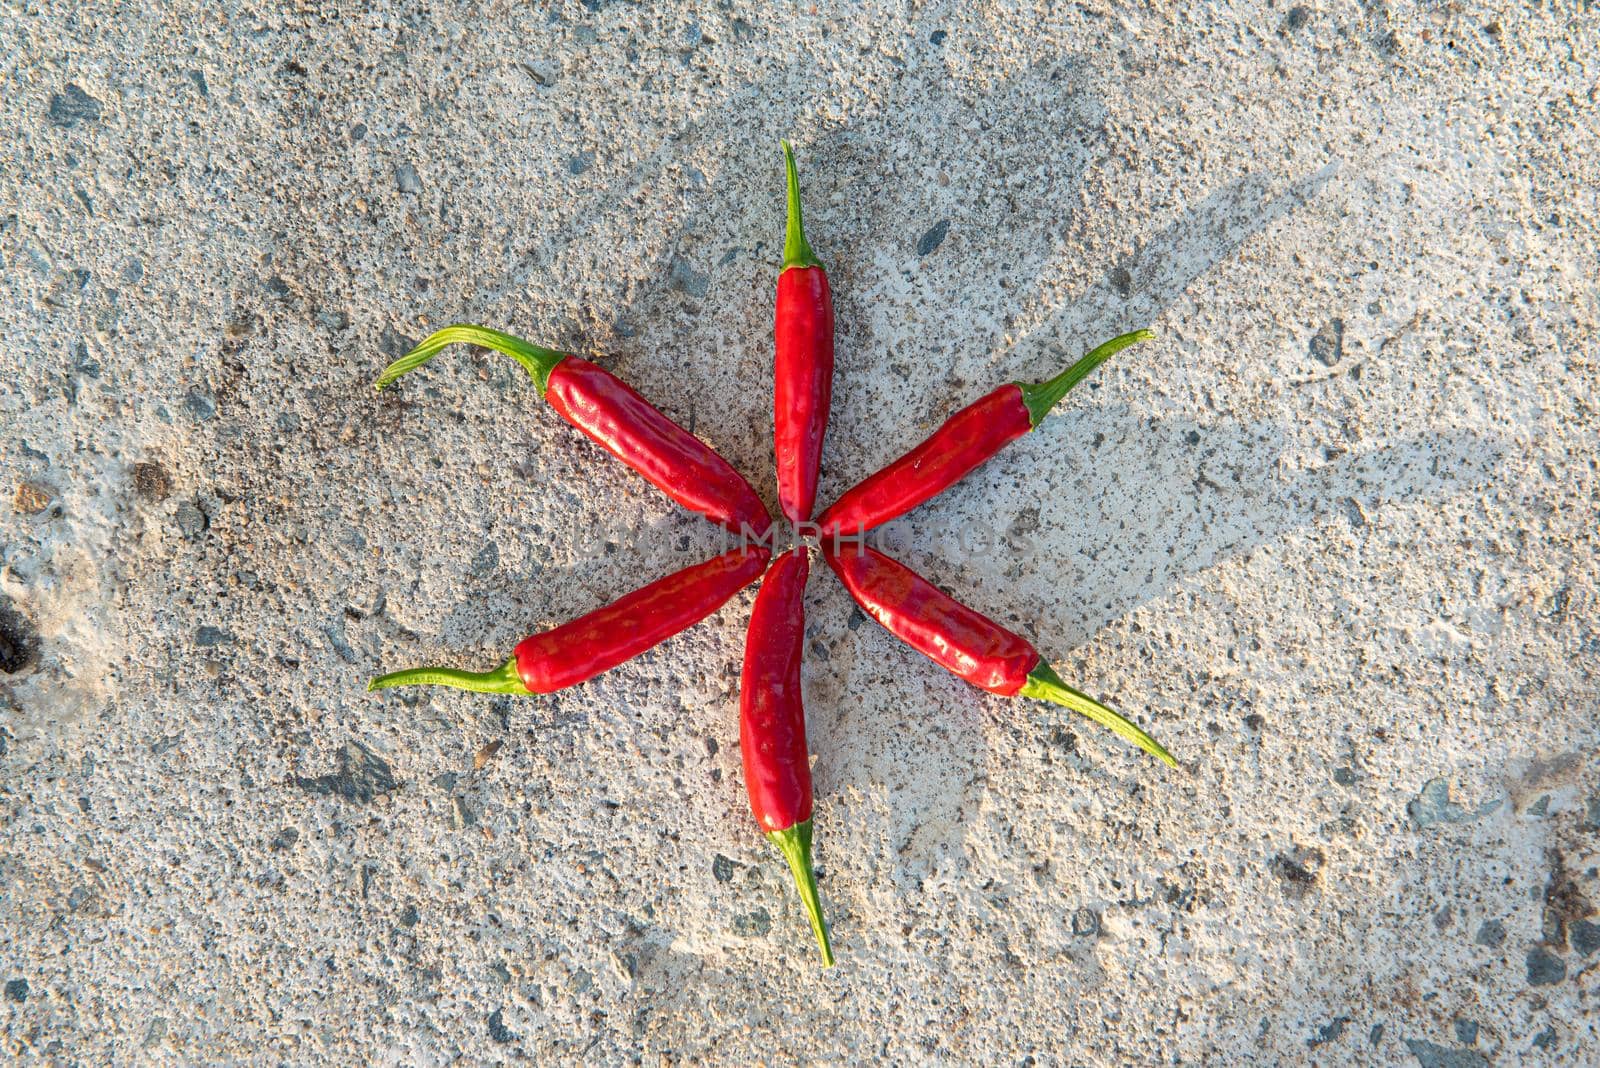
[780,140,823,272]
[1018,327,1153,426]
[767,820,835,967]
[1021,660,1175,769]
[365,659,529,695]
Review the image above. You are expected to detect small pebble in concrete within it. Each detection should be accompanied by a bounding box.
[292,741,397,804]
[1474,919,1505,947]
[395,163,423,194]
[195,625,232,647]
[1525,945,1566,985]
[75,340,99,377]
[184,390,216,421]
[1049,725,1079,754]
[712,854,736,882]
[0,598,39,675]
[518,60,558,86]
[1071,907,1100,937]
[1308,1016,1348,1047]
[733,908,772,936]
[486,1008,517,1044]
[473,739,503,771]
[1271,847,1324,899]
[14,481,53,515]
[471,542,500,576]
[917,219,950,257]
[1454,1019,1478,1045]
[176,500,208,538]
[132,461,170,501]
[1403,1039,1488,1068]
[668,255,709,298]
[1309,319,1344,366]
[48,84,101,128]
[1408,778,1467,827]
[1571,919,1600,956]
[3,979,27,1003]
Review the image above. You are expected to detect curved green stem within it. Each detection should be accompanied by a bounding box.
[373,324,567,397]
[781,140,824,272]
[367,657,528,695]
[1019,660,1176,767]
[1016,328,1153,426]
[768,819,835,967]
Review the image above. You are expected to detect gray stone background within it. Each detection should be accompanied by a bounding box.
[3,1,1598,1063]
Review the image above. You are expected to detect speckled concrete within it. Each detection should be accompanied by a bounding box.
[3,2,1598,1063]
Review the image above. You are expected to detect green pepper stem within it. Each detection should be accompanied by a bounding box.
[367,657,528,695]
[767,819,835,967]
[781,140,824,272]
[1019,660,1176,767]
[1015,328,1153,427]
[373,324,567,397]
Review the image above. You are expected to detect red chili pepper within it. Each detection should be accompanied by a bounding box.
[376,326,772,537]
[816,329,1151,537]
[774,141,834,524]
[739,547,833,965]
[368,545,770,695]
[823,541,1174,766]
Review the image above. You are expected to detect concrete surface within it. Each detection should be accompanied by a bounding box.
[3,1,1598,1063]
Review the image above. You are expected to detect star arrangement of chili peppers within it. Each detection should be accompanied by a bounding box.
[368,143,1175,967]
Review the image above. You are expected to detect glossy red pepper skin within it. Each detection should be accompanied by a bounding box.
[547,358,772,536]
[823,541,1175,766]
[816,330,1154,536]
[739,547,833,965]
[516,545,770,692]
[740,549,815,829]
[824,541,1037,694]
[774,141,833,524]
[775,267,834,523]
[818,385,1030,537]
[374,325,771,536]
[367,544,772,697]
